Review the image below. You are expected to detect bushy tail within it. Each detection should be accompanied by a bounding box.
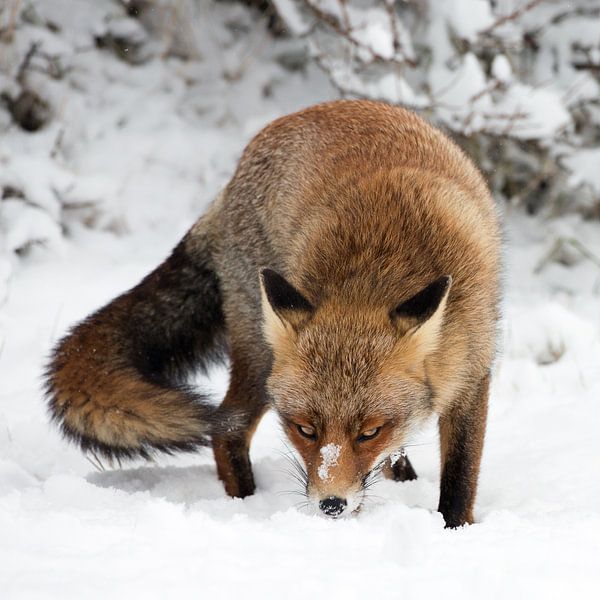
[45,220,228,460]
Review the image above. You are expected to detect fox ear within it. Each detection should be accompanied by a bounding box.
[392,275,452,356]
[259,269,314,345]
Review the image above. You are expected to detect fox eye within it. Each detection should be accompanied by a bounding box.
[357,427,381,442]
[296,424,317,440]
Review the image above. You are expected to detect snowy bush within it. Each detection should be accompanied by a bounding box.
[272,0,600,216]
[1,0,599,266]
[0,0,270,260]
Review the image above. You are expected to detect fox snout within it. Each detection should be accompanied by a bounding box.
[318,496,347,517]
[312,488,364,518]
[302,442,379,518]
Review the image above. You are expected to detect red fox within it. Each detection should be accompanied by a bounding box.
[45,100,501,527]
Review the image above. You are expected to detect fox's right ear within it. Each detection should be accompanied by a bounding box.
[391,275,452,359]
[259,269,314,346]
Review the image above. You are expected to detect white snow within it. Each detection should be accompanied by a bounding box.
[1,2,600,599]
[271,0,311,36]
[565,148,600,195]
[317,443,341,481]
[447,0,495,41]
[389,448,406,467]
[0,199,63,254]
[491,54,512,83]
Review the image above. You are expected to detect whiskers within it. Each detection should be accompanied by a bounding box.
[360,458,387,508]
[85,449,124,472]
[85,449,106,472]
[276,445,309,506]
[401,440,434,450]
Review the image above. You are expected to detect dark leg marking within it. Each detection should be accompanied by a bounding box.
[438,373,490,528]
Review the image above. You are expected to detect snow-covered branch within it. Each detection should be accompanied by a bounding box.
[273,0,600,215]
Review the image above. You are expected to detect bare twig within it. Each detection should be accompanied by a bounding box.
[16,42,41,85]
[468,80,502,104]
[524,4,600,41]
[535,237,600,274]
[500,108,528,136]
[0,0,21,43]
[312,52,426,109]
[479,0,545,36]
[568,239,600,270]
[338,0,351,33]
[383,0,401,55]
[571,61,600,73]
[301,0,417,68]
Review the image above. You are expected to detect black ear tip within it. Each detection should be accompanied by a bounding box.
[440,275,452,292]
[428,275,452,297]
[395,274,452,322]
[260,269,293,296]
[260,268,289,288]
[259,267,314,313]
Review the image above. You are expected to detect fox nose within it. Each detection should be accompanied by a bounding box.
[319,496,347,517]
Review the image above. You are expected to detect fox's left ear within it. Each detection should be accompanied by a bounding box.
[259,268,314,347]
[392,275,452,356]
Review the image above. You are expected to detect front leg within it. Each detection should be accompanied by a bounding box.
[438,372,490,528]
[212,353,267,498]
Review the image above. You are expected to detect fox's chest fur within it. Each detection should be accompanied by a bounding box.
[47,100,501,527]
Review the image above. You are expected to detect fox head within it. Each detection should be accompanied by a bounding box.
[259,268,451,517]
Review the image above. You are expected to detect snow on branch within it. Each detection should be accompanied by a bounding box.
[272,0,600,215]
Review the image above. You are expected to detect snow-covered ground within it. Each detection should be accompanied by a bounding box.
[1,2,600,599]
